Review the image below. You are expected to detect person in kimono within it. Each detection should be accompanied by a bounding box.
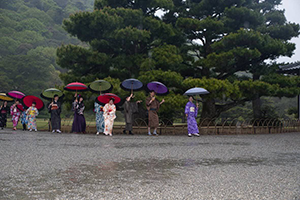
[103,98,116,136]
[20,109,28,131]
[146,91,165,136]
[48,95,62,133]
[123,93,142,135]
[71,95,86,133]
[0,101,10,129]
[10,100,22,130]
[94,102,105,135]
[185,96,199,137]
[26,102,39,132]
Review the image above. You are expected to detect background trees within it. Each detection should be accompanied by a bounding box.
[1,0,300,121]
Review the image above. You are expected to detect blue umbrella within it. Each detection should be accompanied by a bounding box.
[121,78,143,93]
[184,87,209,96]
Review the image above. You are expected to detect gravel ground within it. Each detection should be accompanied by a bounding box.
[0,130,299,199]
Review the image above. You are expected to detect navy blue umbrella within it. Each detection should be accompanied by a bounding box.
[121,78,143,93]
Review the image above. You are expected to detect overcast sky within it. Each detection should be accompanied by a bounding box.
[278,0,300,63]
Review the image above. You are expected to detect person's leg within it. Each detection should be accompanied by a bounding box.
[148,127,152,135]
[153,128,157,135]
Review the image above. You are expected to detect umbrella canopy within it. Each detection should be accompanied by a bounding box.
[96,93,121,104]
[147,81,168,95]
[41,88,64,100]
[121,78,143,92]
[184,87,209,96]
[64,82,88,92]
[89,80,112,93]
[17,104,25,112]
[0,93,13,102]
[7,91,25,99]
[22,95,44,111]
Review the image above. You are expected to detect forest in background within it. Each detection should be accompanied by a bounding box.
[0,0,298,120]
[0,0,93,95]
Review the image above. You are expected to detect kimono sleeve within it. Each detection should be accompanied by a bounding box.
[185,103,190,115]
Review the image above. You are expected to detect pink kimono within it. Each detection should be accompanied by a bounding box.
[10,105,22,128]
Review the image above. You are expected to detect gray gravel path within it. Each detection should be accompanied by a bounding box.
[0,130,299,199]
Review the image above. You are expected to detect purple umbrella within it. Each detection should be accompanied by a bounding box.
[147,81,168,95]
[7,91,25,99]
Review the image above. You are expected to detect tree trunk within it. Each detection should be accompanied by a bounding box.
[252,74,261,119]
[252,93,262,119]
[200,98,217,120]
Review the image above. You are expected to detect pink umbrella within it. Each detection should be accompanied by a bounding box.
[7,91,25,99]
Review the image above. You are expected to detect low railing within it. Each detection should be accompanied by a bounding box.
[6,118,299,135]
[58,118,300,135]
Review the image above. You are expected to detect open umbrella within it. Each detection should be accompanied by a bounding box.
[121,78,143,93]
[147,81,168,95]
[17,104,25,112]
[64,82,88,92]
[22,95,44,111]
[7,91,25,99]
[41,88,64,100]
[184,87,209,96]
[0,93,13,102]
[89,80,112,94]
[96,93,121,104]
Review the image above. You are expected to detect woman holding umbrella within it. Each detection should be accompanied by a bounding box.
[71,94,86,133]
[146,91,165,136]
[10,100,22,130]
[185,96,200,137]
[48,95,62,133]
[0,101,10,129]
[103,98,116,136]
[123,94,142,135]
[26,102,39,132]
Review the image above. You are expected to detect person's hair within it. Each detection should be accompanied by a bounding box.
[32,101,36,105]
[110,97,115,102]
[188,95,194,100]
[150,90,156,94]
[54,94,59,98]
[15,99,19,103]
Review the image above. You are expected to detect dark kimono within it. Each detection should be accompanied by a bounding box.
[146,96,160,128]
[124,101,138,131]
[48,100,61,130]
[0,105,9,128]
[71,101,86,133]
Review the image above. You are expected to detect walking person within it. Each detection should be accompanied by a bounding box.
[146,91,165,136]
[94,101,105,135]
[10,100,22,130]
[26,102,39,132]
[185,96,200,137]
[48,95,62,133]
[123,94,142,135]
[71,94,86,133]
[0,101,10,129]
[103,98,116,136]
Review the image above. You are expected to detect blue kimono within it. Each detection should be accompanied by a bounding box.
[185,101,199,134]
[94,102,105,133]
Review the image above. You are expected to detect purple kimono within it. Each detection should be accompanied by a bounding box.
[185,101,199,134]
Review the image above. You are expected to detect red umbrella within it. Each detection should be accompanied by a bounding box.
[22,95,44,111]
[96,93,121,104]
[17,104,25,112]
[7,91,25,99]
[64,82,88,92]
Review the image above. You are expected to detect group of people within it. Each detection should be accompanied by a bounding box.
[0,100,39,131]
[0,91,201,137]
